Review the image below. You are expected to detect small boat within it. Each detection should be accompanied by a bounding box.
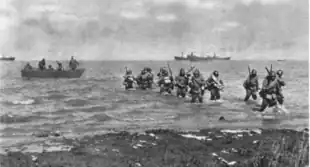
[21,68,85,78]
[0,56,15,61]
[277,59,286,62]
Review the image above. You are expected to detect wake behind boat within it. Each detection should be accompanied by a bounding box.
[21,68,85,78]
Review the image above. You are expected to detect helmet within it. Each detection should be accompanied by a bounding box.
[276,70,283,77]
[251,69,257,76]
[193,69,200,76]
[213,70,219,77]
[126,69,132,74]
[269,71,276,79]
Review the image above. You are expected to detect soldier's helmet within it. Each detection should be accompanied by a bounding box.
[213,70,219,77]
[193,69,200,77]
[251,69,257,76]
[276,70,283,77]
[127,69,132,74]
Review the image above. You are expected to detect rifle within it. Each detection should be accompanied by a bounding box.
[186,66,195,75]
[166,62,173,77]
[265,64,273,75]
[248,65,251,75]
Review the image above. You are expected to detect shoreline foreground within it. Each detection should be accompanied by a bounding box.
[0,128,308,167]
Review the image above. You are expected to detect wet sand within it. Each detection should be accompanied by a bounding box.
[1,128,308,167]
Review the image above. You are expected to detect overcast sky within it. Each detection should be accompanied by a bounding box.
[0,0,308,60]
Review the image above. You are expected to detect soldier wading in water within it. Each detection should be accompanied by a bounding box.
[206,71,224,101]
[243,68,259,101]
[258,71,280,112]
[123,68,136,90]
[158,68,174,95]
[189,69,205,103]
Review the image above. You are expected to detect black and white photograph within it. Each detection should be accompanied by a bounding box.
[0,0,309,166]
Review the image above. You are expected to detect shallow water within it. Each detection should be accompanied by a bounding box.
[0,60,308,148]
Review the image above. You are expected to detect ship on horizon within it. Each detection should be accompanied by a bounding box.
[174,52,231,61]
[0,55,15,61]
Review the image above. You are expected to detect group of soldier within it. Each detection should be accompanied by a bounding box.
[23,56,79,71]
[123,64,286,113]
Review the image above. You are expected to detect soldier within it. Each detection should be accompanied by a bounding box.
[69,56,79,70]
[258,71,279,112]
[158,69,174,95]
[243,69,259,101]
[276,70,285,105]
[123,69,136,90]
[188,69,205,103]
[206,71,224,101]
[38,58,46,70]
[175,68,189,98]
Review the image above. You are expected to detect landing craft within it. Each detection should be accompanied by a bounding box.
[21,68,85,79]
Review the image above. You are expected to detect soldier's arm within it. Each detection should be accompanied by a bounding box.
[278,79,286,86]
[256,78,260,90]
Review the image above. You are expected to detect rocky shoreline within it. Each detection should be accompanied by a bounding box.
[0,128,308,167]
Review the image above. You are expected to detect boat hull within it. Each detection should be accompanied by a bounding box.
[188,56,230,61]
[0,57,15,61]
[174,56,188,61]
[21,68,85,78]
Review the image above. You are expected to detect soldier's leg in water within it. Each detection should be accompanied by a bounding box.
[198,94,203,103]
[176,88,181,97]
[277,91,284,105]
[159,86,164,93]
[210,89,216,100]
[244,89,251,101]
[181,88,186,98]
[191,93,197,103]
[215,89,221,100]
[252,91,257,100]
[259,98,268,112]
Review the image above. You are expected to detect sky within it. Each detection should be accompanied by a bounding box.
[0,0,308,60]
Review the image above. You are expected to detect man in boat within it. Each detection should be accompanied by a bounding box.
[69,56,79,70]
[24,63,33,71]
[276,70,285,105]
[258,71,279,112]
[188,69,205,103]
[158,69,174,95]
[123,69,136,90]
[205,71,224,101]
[38,58,46,70]
[56,61,64,71]
[175,68,190,98]
[243,69,259,101]
[48,65,54,71]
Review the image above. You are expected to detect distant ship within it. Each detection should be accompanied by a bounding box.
[174,52,188,61]
[277,59,286,62]
[0,55,15,61]
[174,52,231,61]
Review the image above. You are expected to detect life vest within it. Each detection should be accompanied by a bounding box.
[164,77,171,84]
